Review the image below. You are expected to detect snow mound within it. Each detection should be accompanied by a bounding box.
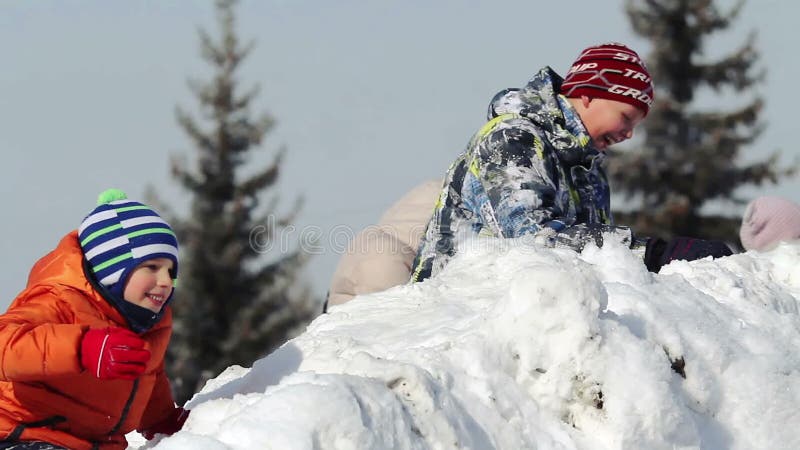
[144,238,800,450]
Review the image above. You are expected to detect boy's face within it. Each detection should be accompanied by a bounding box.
[123,258,175,313]
[578,96,646,151]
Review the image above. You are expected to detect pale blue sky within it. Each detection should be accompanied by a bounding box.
[1,0,796,308]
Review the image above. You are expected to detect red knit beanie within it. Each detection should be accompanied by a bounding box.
[560,42,654,115]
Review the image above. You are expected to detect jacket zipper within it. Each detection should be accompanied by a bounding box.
[91,378,139,450]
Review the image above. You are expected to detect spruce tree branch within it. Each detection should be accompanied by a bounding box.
[166,0,315,405]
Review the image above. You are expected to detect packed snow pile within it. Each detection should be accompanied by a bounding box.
[139,237,800,450]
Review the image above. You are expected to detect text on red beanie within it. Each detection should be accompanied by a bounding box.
[560,42,654,115]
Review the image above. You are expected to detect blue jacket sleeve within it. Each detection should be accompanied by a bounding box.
[472,126,637,251]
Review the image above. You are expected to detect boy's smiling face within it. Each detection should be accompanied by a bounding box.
[123,258,175,313]
[575,96,646,151]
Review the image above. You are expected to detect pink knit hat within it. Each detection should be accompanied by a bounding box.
[739,196,800,251]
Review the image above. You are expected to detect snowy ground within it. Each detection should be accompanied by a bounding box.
[132,236,800,450]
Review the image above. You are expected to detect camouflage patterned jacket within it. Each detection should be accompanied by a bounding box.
[411,67,641,282]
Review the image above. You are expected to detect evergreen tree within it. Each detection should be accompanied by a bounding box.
[609,0,795,243]
[159,0,317,404]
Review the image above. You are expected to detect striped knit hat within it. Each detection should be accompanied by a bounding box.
[79,189,179,300]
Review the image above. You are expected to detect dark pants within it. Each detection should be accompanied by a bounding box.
[0,442,67,450]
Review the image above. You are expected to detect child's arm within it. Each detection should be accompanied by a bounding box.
[138,363,188,439]
[0,290,87,381]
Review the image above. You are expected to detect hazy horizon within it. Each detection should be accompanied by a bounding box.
[1,0,796,308]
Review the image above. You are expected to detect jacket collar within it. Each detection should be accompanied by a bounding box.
[490,66,600,167]
[25,231,169,334]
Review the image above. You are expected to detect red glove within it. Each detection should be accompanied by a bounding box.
[141,407,190,440]
[80,327,150,380]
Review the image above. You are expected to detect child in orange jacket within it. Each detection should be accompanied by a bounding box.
[0,189,188,450]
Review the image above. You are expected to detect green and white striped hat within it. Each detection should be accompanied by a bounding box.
[78,188,179,299]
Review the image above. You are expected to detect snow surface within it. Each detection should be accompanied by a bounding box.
[132,236,800,450]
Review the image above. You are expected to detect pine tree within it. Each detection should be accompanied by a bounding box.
[159,0,318,404]
[609,0,795,244]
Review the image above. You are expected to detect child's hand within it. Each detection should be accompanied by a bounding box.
[141,407,190,440]
[644,237,732,272]
[80,327,151,380]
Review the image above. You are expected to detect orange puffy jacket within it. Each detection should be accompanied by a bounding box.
[0,231,177,450]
